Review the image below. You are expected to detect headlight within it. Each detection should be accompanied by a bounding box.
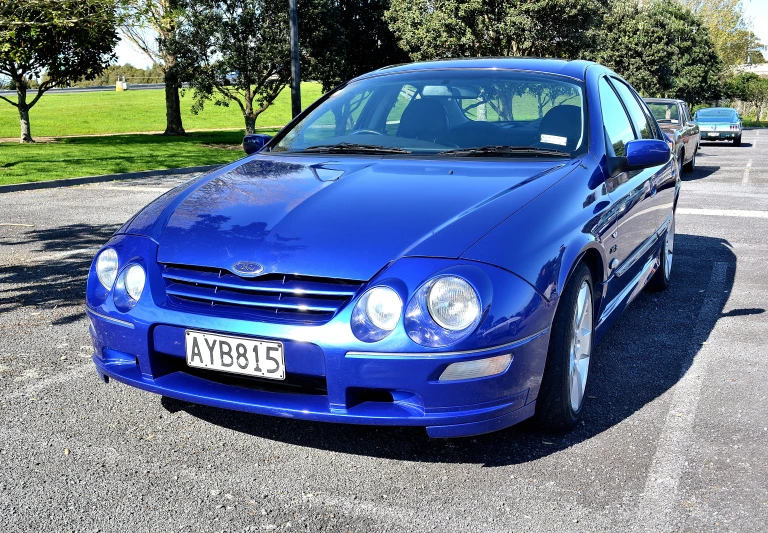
[123,264,146,301]
[351,286,402,342]
[405,274,483,347]
[365,287,401,331]
[96,248,119,289]
[427,276,480,331]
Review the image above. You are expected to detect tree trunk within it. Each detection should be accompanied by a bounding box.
[163,69,185,136]
[244,114,256,134]
[17,86,33,143]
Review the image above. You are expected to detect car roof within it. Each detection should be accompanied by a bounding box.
[697,107,737,113]
[353,57,596,83]
[644,98,685,104]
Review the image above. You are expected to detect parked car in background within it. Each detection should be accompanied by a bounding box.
[645,98,700,173]
[694,107,743,146]
[87,58,677,438]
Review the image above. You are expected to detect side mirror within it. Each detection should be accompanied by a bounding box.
[243,133,272,154]
[607,139,670,177]
[625,139,670,169]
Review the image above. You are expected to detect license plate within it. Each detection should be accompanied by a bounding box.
[185,330,285,380]
[706,132,719,137]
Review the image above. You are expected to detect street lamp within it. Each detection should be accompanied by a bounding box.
[289,0,301,118]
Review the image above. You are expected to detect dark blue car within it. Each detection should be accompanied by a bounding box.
[87,58,677,438]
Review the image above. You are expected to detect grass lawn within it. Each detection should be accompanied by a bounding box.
[0,130,279,186]
[0,82,323,185]
[0,82,323,138]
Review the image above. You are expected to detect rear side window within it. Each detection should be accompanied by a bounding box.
[611,79,654,140]
[599,78,635,157]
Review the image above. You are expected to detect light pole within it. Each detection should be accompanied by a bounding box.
[288,0,301,118]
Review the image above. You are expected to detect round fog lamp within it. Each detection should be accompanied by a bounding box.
[124,264,146,301]
[365,287,402,331]
[96,248,119,289]
[427,276,480,331]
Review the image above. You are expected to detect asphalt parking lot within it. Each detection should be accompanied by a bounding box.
[1,132,767,532]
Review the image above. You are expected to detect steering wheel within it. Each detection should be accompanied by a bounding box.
[349,129,384,136]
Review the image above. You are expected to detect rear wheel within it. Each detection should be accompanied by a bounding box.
[535,264,593,431]
[683,146,696,172]
[733,135,742,147]
[647,212,675,292]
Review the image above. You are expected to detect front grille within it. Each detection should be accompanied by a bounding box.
[161,264,364,324]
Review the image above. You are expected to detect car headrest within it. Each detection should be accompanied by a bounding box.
[539,105,582,151]
[397,98,449,143]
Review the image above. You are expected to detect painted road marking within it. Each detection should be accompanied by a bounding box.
[636,262,729,531]
[678,208,768,219]
[743,158,753,185]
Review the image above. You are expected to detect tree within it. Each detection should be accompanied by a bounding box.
[385,0,604,61]
[590,0,722,104]
[166,0,291,133]
[121,0,186,135]
[678,0,759,68]
[302,0,409,92]
[0,0,119,142]
[727,72,768,121]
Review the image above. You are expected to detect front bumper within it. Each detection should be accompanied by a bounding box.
[87,235,552,438]
[88,307,548,438]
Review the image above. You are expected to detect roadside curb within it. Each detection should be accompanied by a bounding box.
[0,164,221,194]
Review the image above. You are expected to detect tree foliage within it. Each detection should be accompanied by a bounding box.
[121,0,187,134]
[167,0,291,133]
[303,0,408,92]
[726,72,768,121]
[678,0,763,68]
[0,0,119,142]
[590,0,722,104]
[385,0,605,61]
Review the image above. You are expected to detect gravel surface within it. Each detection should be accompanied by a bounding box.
[1,135,767,532]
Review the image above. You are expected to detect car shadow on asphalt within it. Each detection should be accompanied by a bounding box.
[0,223,120,325]
[161,234,765,466]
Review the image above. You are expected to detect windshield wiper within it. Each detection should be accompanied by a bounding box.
[298,143,412,154]
[438,145,571,157]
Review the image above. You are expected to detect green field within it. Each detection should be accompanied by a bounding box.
[0,82,324,138]
[0,83,322,185]
[0,130,281,185]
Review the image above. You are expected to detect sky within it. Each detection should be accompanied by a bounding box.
[743,0,768,52]
[115,37,153,69]
[115,1,768,69]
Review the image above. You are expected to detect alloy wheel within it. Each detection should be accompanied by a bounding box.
[569,281,593,412]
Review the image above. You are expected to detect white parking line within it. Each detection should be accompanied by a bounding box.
[678,208,768,218]
[743,158,752,185]
[636,262,728,530]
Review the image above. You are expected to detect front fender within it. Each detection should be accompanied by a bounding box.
[462,158,612,304]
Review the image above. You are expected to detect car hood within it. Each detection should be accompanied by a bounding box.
[126,155,577,281]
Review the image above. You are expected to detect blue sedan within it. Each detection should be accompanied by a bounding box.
[87,58,677,438]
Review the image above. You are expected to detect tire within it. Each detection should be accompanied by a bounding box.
[677,150,684,177]
[535,263,594,431]
[647,211,675,292]
[733,135,742,147]
[683,146,696,172]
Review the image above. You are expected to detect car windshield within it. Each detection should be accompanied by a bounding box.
[696,109,738,122]
[647,102,680,124]
[271,70,586,157]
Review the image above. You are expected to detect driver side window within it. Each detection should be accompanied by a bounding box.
[599,78,635,157]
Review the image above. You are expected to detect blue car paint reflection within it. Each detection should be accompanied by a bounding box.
[86,58,677,438]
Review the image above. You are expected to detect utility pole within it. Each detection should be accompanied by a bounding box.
[289,0,301,118]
